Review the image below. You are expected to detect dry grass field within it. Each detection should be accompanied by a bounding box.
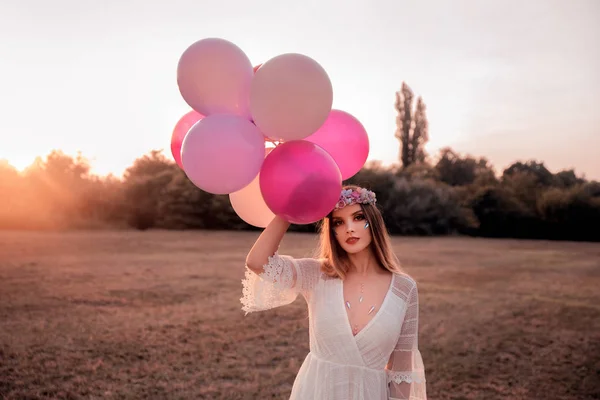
[0,230,599,400]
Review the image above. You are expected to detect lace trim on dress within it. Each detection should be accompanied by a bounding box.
[387,370,426,384]
[259,253,294,289]
[240,253,297,314]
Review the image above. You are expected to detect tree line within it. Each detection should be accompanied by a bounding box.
[1,82,598,241]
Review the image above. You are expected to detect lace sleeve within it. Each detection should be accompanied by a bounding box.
[240,253,321,315]
[386,278,427,400]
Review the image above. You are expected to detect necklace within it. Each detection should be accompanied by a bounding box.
[345,282,377,335]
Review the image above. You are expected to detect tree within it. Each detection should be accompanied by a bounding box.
[122,150,179,230]
[394,82,429,168]
[502,160,554,186]
[435,147,497,187]
[156,169,214,229]
[124,170,175,230]
[397,162,440,182]
[553,169,584,188]
[21,150,93,217]
[78,175,126,224]
[344,161,398,206]
[468,186,540,239]
[0,159,20,193]
[123,149,175,181]
[382,177,473,235]
[0,160,26,228]
[501,160,557,212]
[537,185,600,241]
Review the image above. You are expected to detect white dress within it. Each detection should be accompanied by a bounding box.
[241,253,427,400]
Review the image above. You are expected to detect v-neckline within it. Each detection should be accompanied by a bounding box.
[340,272,395,339]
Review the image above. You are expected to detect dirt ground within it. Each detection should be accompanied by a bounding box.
[0,230,599,400]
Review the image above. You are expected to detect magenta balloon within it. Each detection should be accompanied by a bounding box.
[177,38,253,119]
[171,110,204,169]
[304,109,370,180]
[260,141,342,224]
[181,114,265,194]
[250,53,333,141]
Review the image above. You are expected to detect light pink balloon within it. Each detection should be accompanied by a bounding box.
[171,110,204,169]
[229,148,275,228]
[177,38,253,119]
[304,109,370,180]
[260,140,342,224]
[250,53,333,141]
[181,114,265,195]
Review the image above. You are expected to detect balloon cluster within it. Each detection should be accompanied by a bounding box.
[170,38,369,227]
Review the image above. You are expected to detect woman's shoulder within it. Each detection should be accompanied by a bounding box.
[392,271,417,285]
[292,257,329,279]
[390,271,418,298]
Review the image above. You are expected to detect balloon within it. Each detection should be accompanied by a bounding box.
[177,38,253,119]
[171,110,204,169]
[181,114,265,194]
[250,53,333,141]
[229,148,275,228]
[253,64,262,73]
[260,140,342,224]
[304,109,370,180]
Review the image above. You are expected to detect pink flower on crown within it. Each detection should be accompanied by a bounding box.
[333,187,377,210]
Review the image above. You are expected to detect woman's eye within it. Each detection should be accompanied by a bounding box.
[355,214,365,221]
[333,220,342,227]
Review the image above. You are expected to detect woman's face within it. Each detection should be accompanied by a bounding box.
[331,204,372,254]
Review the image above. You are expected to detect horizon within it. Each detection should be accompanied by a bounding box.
[1,0,599,180]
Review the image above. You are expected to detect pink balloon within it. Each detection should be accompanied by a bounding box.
[181,114,265,195]
[304,109,370,180]
[260,141,342,224]
[250,53,333,141]
[171,110,204,169]
[177,38,253,119]
[229,148,275,228]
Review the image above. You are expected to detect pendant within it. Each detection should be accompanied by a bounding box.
[359,296,363,303]
[368,305,376,315]
[345,301,351,309]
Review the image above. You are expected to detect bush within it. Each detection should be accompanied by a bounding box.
[396,162,441,181]
[1,149,598,242]
[468,186,543,239]
[537,185,600,241]
[382,177,473,235]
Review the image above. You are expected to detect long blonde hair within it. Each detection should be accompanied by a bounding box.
[315,185,404,279]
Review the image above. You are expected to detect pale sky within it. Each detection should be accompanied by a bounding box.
[1,0,599,179]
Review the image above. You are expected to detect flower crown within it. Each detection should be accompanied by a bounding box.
[334,188,377,210]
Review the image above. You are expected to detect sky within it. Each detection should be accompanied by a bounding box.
[1,0,599,179]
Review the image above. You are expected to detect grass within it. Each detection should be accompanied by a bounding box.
[1,230,599,399]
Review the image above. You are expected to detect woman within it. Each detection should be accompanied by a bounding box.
[242,185,427,400]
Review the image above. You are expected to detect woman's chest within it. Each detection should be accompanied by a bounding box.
[305,279,407,365]
[307,278,407,341]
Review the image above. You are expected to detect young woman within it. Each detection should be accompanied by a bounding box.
[242,185,427,400]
